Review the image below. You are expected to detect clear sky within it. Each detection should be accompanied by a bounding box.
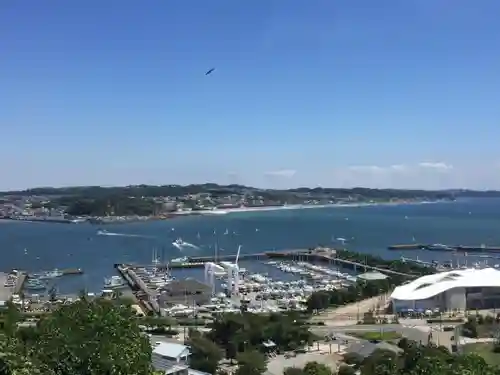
[1,1,500,190]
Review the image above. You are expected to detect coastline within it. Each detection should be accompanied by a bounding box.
[0,200,444,225]
[194,200,441,216]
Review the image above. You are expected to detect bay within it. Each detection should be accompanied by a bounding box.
[2,198,500,294]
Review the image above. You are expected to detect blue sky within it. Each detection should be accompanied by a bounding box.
[1,1,500,190]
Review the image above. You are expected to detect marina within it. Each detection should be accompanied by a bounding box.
[115,256,362,317]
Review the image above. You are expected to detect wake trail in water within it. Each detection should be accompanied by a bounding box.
[97,231,152,239]
[172,240,200,251]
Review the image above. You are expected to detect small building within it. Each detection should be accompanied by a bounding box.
[158,279,212,306]
[345,341,402,358]
[152,342,211,375]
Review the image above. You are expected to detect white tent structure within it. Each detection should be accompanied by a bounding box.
[391,267,500,312]
[220,245,242,296]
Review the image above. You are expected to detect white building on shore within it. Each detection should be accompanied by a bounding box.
[391,267,500,312]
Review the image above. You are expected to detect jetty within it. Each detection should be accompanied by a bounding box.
[388,243,500,253]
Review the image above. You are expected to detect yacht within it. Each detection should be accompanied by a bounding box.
[104,276,126,289]
[24,279,46,291]
[172,238,189,250]
[171,256,189,264]
[39,269,63,279]
[97,229,109,236]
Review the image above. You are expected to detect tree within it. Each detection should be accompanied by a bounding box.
[337,365,356,375]
[188,335,222,375]
[235,350,267,375]
[303,361,333,375]
[360,349,398,375]
[0,334,39,375]
[32,298,152,375]
[342,352,363,369]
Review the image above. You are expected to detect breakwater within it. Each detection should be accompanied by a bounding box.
[388,243,500,253]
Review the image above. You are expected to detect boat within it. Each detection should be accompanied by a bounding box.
[104,275,126,288]
[24,279,46,290]
[38,269,63,279]
[427,243,455,251]
[97,229,109,236]
[171,256,189,264]
[172,238,191,250]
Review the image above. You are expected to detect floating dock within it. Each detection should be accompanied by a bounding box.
[388,243,500,253]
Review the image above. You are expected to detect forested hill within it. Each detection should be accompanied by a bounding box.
[0,184,474,200]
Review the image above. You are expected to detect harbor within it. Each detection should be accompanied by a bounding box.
[111,244,425,317]
[0,268,85,301]
[164,247,418,278]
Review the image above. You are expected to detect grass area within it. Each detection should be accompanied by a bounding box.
[348,330,402,341]
[462,343,500,366]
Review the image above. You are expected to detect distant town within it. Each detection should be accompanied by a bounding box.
[0,183,490,224]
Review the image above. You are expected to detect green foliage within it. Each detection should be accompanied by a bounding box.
[32,298,152,375]
[351,338,500,375]
[235,350,267,375]
[207,312,312,358]
[337,365,356,375]
[187,335,222,375]
[64,196,161,216]
[303,361,333,375]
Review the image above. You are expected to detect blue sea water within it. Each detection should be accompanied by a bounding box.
[2,198,500,294]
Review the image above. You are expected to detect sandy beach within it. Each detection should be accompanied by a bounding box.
[198,200,437,216]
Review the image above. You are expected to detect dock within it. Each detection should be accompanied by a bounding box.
[165,248,418,278]
[115,264,159,315]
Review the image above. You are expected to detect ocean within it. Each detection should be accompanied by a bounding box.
[2,198,500,294]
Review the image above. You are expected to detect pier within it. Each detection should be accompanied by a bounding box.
[163,248,418,278]
[388,243,500,253]
[115,264,159,314]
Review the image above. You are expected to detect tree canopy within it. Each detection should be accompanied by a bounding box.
[0,298,152,375]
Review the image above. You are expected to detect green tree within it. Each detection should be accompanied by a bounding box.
[303,361,333,375]
[188,335,222,375]
[360,349,398,375]
[235,350,267,375]
[32,298,152,375]
[0,334,39,375]
[337,365,356,375]
[0,302,21,337]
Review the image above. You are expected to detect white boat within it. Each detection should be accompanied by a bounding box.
[104,276,125,288]
[171,256,189,264]
[172,238,192,250]
[97,229,109,236]
[39,269,63,279]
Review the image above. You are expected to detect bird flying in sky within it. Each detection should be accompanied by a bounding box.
[205,68,215,75]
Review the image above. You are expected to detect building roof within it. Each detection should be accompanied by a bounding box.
[346,341,402,358]
[358,271,389,281]
[188,369,212,375]
[153,342,190,359]
[391,267,500,301]
[161,279,212,294]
